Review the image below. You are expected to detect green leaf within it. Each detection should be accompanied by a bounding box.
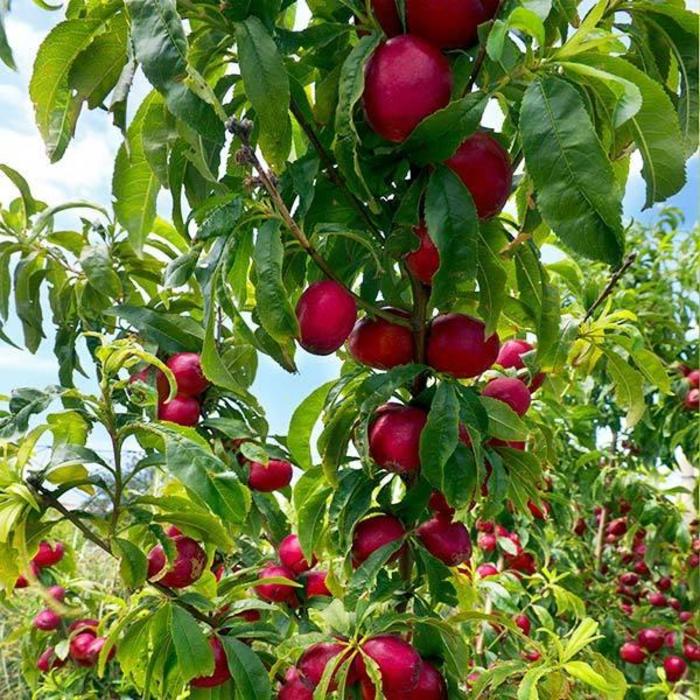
[563,661,620,694]
[170,607,214,682]
[236,16,291,169]
[14,254,45,353]
[253,220,300,344]
[80,243,122,298]
[0,10,16,71]
[221,637,272,700]
[113,92,161,252]
[520,76,624,265]
[288,381,334,470]
[420,382,460,490]
[0,165,38,220]
[293,468,331,563]
[425,165,480,309]
[113,537,148,588]
[401,94,487,165]
[560,618,600,662]
[480,396,528,441]
[602,350,645,427]
[477,221,508,337]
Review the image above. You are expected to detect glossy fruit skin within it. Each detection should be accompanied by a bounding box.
[87,636,115,664]
[527,500,548,520]
[427,313,499,379]
[406,224,440,285]
[428,491,455,518]
[506,551,537,575]
[352,514,406,567]
[70,632,98,667]
[664,655,687,682]
[685,388,699,410]
[166,352,209,397]
[37,646,65,673]
[158,394,200,426]
[304,570,332,598]
[397,660,448,699]
[620,572,639,586]
[638,628,665,653]
[279,669,315,700]
[248,459,293,492]
[476,563,499,578]
[406,0,488,48]
[356,635,422,695]
[296,280,357,355]
[687,369,700,387]
[477,532,497,552]
[255,564,298,605]
[497,339,533,369]
[191,637,231,688]
[299,642,356,691]
[648,592,667,607]
[363,36,452,143]
[368,403,427,474]
[33,541,65,568]
[34,609,61,631]
[348,311,415,369]
[657,576,672,591]
[417,516,472,566]
[607,517,627,537]
[48,585,66,602]
[68,618,99,634]
[279,534,316,575]
[147,535,207,589]
[445,133,512,219]
[683,643,700,662]
[679,610,692,623]
[371,0,403,36]
[619,642,646,664]
[514,614,531,636]
[482,377,531,416]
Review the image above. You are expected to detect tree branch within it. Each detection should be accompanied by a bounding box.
[583,252,637,323]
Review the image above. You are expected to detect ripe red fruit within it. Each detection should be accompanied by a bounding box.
[304,570,331,598]
[685,388,699,410]
[679,611,692,623]
[477,532,497,552]
[638,628,665,652]
[279,668,315,700]
[668,597,681,611]
[191,637,231,688]
[70,631,98,666]
[634,560,650,576]
[476,519,494,533]
[506,551,537,575]
[299,642,356,691]
[33,541,65,568]
[166,352,208,397]
[607,517,627,537]
[368,403,427,475]
[406,224,440,285]
[247,459,293,492]
[427,313,499,379]
[15,560,41,588]
[37,646,65,673]
[482,377,532,416]
[497,339,533,370]
[403,660,447,699]
[527,500,549,520]
[687,369,700,388]
[417,515,472,566]
[352,514,406,567]
[363,36,452,143]
[347,311,415,369]
[279,534,316,575]
[370,0,403,36]
[130,366,168,400]
[522,650,541,662]
[86,636,115,664]
[476,563,499,578]
[34,609,61,631]
[68,618,99,634]
[648,592,667,607]
[428,491,455,518]
[147,535,207,588]
[255,564,298,605]
[620,572,639,586]
[158,394,200,426]
[445,133,512,219]
[619,642,646,664]
[683,643,700,662]
[405,0,489,49]
[48,585,66,602]
[664,655,687,682]
[357,635,422,695]
[573,518,587,536]
[296,280,357,355]
[514,614,531,636]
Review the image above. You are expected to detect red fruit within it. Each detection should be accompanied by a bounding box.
[34,609,61,631]
[522,650,541,662]
[33,541,64,568]
[633,542,647,557]
[477,532,497,552]
[664,655,687,682]
[689,553,700,568]
[191,637,231,688]
[634,560,650,577]
[166,352,208,397]
[352,514,406,567]
[368,403,427,475]
[638,628,665,652]
[15,560,41,588]
[299,642,355,691]
[357,635,422,695]
[158,394,200,426]
[514,614,531,636]
[619,642,646,664]
[668,597,681,611]
[482,377,531,416]
[685,388,700,410]
[37,646,66,673]
[87,636,115,664]
[476,563,499,578]
[130,366,169,400]
[147,535,207,588]
[296,280,357,355]
[48,585,66,602]
[445,133,512,219]
[657,576,672,592]
[527,500,549,520]
[620,602,633,615]
[496,339,533,370]
[68,618,99,634]
[687,369,700,387]
[679,611,692,623]
[607,517,627,537]
[476,519,494,533]
[237,609,261,622]
[248,459,294,492]
[371,0,402,36]
[279,534,316,575]
[428,491,455,518]
[665,631,677,648]
[648,592,667,607]
[347,311,415,370]
[683,643,700,662]
[574,518,586,536]
[363,36,452,143]
[507,551,536,575]
[70,632,98,666]
[406,0,488,49]
[620,572,639,586]
[416,516,472,566]
[304,570,332,598]
[254,564,298,605]
[427,313,499,379]
[279,668,315,700]
[406,223,440,285]
[403,660,447,699]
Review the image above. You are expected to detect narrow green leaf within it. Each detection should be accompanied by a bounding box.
[170,607,214,682]
[113,537,148,588]
[603,350,645,427]
[420,382,460,489]
[480,396,528,441]
[222,637,272,700]
[288,381,334,470]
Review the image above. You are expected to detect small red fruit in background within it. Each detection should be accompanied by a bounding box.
[638,628,665,652]
[70,631,98,667]
[684,642,700,662]
[247,459,294,492]
[255,564,298,605]
[15,560,41,588]
[363,36,452,143]
[619,642,646,664]
[406,223,440,285]
[514,614,531,636]
[648,591,667,607]
[427,313,499,379]
[33,541,64,568]
[352,514,406,567]
[296,280,357,355]
[416,516,472,566]
[158,394,200,426]
[68,618,99,634]
[634,560,650,577]
[527,499,549,520]
[685,387,699,410]
[476,563,499,578]
[279,534,316,575]
[477,532,497,552]
[130,366,168,400]
[483,377,532,416]
[34,609,61,631]
[679,610,692,623]
[522,650,541,662]
[607,517,627,537]
[445,133,512,219]
[574,517,586,535]
[687,369,700,387]
[37,646,65,673]
[166,352,208,397]
[48,585,66,602]
[663,655,687,682]
[86,636,115,664]
[191,636,231,688]
[347,310,415,369]
[369,403,427,475]
[620,572,639,586]
[147,534,207,588]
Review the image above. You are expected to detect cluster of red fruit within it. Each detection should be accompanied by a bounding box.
[130,352,210,426]
[679,365,699,411]
[14,540,64,589]
[474,519,538,577]
[279,634,447,699]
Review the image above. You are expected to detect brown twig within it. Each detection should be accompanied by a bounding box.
[583,252,637,323]
[465,0,507,93]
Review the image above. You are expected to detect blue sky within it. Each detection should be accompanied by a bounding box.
[0,2,697,440]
